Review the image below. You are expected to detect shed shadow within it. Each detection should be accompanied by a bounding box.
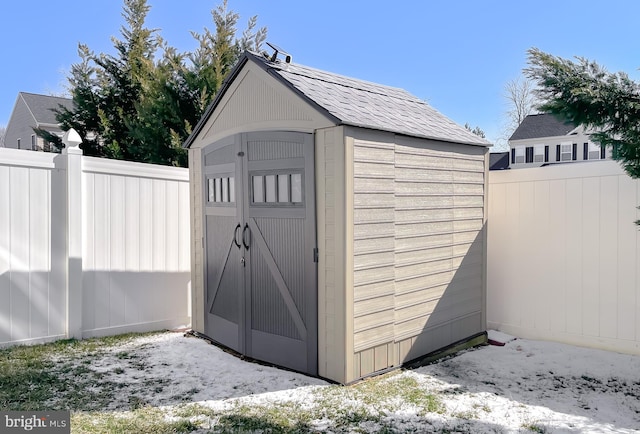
[398,224,486,366]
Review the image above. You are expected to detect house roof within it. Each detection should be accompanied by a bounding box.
[19,92,73,126]
[489,151,510,170]
[509,113,577,141]
[184,51,490,148]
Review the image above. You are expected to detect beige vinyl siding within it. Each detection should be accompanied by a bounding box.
[189,148,205,333]
[394,136,485,358]
[346,129,487,382]
[352,133,396,356]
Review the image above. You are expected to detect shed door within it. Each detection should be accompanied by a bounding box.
[203,135,244,352]
[204,131,317,375]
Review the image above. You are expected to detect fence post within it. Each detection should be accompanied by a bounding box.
[62,129,83,339]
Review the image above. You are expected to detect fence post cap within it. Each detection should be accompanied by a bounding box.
[62,129,82,149]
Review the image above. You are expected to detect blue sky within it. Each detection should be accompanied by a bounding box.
[2,1,639,147]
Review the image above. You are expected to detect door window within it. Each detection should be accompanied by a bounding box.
[251,171,303,206]
[207,175,235,204]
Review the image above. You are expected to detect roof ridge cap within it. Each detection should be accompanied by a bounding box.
[273,63,424,104]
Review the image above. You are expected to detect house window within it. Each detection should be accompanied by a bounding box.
[514,147,525,164]
[587,142,601,160]
[207,175,235,204]
[17,138,21,149]
[560,143,573,161]
[31,134,36,150]
[533,145,545,163]
[525,146,534,163]
[252,171,303,205]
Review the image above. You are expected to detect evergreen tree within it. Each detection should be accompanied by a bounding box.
[526,48,640,178]
[128,0,266,166]
[95,0,160,161]
[185,1,266,124]
[40,0,266,167]
[464,123,486,138]
[50,44,104,156]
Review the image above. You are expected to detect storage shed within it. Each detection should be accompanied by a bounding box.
[184,49,490,384]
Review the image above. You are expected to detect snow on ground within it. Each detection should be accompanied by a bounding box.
[76,331,326,410]
[70,331,640,433]
[408,338,640,433]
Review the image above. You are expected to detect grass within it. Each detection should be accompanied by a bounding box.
[522,422,548,433]
[72,407,199,434]
[0,332,156,412]
[186,373,445,433]
[0,331,490,433]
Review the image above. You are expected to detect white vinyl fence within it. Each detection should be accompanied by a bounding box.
[0,143,190,347]
[488,161,640,355]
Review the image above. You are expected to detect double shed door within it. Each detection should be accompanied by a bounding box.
[203,131,317,375]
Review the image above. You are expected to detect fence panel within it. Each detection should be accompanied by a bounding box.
[81,157,190,337]
[0,147,190,346]
[488,161,640,354]
[0,149,66,345]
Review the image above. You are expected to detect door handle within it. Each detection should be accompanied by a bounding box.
[242,223,250,250]
[233,223,242,249]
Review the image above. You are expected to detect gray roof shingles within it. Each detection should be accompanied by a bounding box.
[509,113,577,141]
[184,52,491,148]
[264,57,489,147]
[20,92,73,125]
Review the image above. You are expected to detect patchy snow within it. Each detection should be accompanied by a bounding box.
[63,331,640,432]
[66,331,326,410]
[408,338,640,433]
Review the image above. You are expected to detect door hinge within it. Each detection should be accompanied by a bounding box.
[313,247,319,263]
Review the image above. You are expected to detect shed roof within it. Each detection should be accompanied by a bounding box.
[18,92,73,126]
[509,113,577,141]
[184,51,490,148]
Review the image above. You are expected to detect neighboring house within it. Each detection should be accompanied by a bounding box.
[4,92,73,151]
[508,113,612,168]
[489,151,510,170]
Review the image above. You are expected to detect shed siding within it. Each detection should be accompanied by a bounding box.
[188,63,333,150]
[352,135,396,355]
[316,126,347,382]
[393,137,485,363]
[189,148,205,333]
[347,130,487,382]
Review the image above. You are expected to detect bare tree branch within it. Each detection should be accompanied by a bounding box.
[501,76,538,144]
